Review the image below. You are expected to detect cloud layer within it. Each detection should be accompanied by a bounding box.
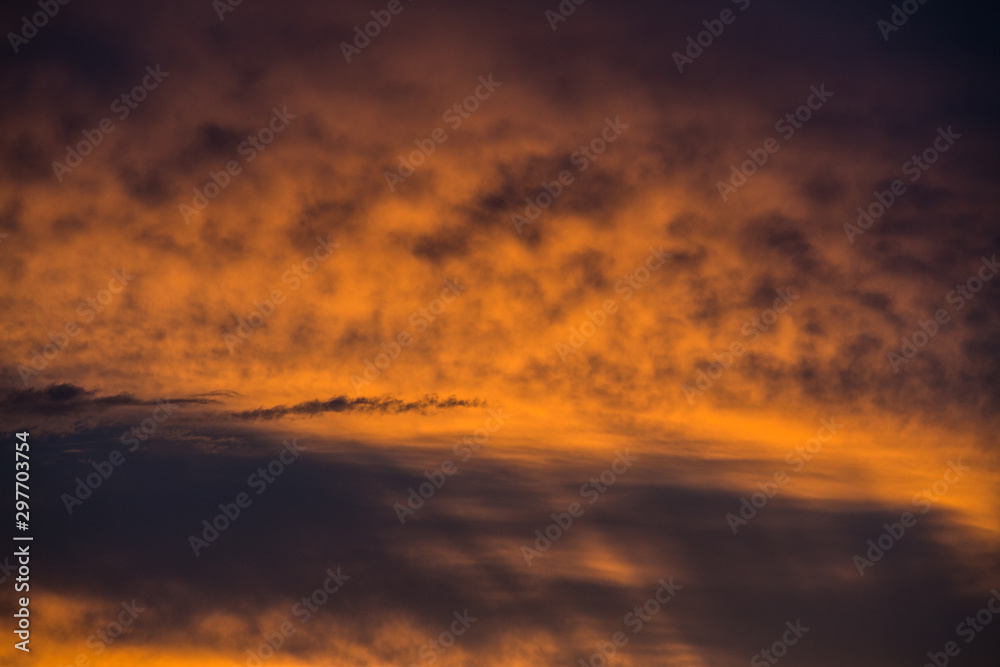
[0,0,998,665]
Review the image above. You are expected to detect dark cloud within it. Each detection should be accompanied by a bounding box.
[410,227,471,263]
[232,393,485,420]
[0,382,221,416]
[18,419,999,664]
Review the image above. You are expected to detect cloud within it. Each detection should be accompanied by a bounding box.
[16,421,998,666]
[0,382,222,417]
[231,393,485,420]
[1,0,998,664]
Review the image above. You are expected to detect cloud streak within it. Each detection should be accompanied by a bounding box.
[231,393,485,420]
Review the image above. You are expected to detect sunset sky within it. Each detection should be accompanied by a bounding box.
[1,0,999,665]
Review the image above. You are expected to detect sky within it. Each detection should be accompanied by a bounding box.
[1,0,999,665]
